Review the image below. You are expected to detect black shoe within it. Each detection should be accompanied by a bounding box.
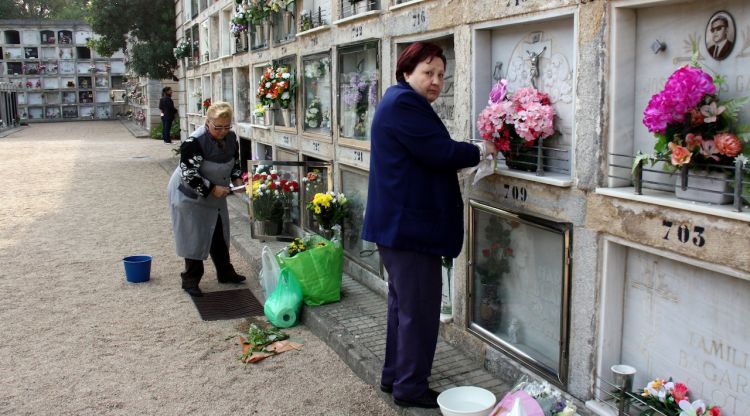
[393,390,440,409]
[380,384,393,394]
[218,273,247,284]
[184,287,203,297]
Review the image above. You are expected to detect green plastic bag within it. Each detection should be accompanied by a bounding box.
[276,235,343,306]
[263,269,303,328]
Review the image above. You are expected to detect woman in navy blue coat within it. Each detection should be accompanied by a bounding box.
[362,42,495,408]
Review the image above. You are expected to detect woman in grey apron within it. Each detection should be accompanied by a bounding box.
[167,102,246,297]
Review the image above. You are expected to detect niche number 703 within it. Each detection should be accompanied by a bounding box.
[662,220,706,247]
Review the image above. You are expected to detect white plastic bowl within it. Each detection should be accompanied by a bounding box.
[437,386,497,416]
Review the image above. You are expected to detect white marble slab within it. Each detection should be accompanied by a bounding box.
[620,249,749,415]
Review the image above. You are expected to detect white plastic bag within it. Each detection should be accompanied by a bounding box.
[260,245,281,298]
[472,157,495,186]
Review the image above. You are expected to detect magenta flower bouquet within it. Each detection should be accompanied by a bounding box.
[638,65,749,170]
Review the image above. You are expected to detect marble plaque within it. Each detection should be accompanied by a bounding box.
[28,93,43,105]
[621,249,750,415]
[110,61,125,74]
[74,31,90,45]
[22,30,37,45]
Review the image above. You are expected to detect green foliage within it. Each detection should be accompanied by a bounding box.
[86,0,177,79]
[239,324,289,359]
[149,118,181,140]
[0,0,88,19]
[721,96,750,126]
[631,152,655,176]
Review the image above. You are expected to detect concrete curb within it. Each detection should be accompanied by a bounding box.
[120,118,151,138]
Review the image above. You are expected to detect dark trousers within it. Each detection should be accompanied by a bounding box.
[378,244,442,400]
[162,116,173,143]
[181,216,234,288]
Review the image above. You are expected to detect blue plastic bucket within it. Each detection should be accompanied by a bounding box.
[123,255,152,283]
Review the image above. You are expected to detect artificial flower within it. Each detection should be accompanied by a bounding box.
[699,101,725,123]
[713,132,742,157]
[669,143,693,166]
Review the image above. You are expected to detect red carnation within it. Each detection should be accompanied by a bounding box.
[671,383,689,402]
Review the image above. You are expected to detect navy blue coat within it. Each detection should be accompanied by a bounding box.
[362,82,480,258]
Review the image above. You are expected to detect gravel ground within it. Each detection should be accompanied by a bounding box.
[0,121,399,416]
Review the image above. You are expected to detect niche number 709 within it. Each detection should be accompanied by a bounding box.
[662,220,706,247]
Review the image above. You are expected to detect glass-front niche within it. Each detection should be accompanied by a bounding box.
[338,41,379,141]
[302,52,332,136]
[474,15,575,180]
[340,167,380,274]
[468,200,572,386]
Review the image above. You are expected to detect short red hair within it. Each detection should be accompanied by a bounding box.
[396,41,447,83]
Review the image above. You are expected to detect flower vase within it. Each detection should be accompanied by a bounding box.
[282,206,294,234]
[353,0,365,14]
[341,110,356,137]
[503,143,539,172]
[318,226,334,240]
[253,25,264,47]
[674,170,732,205]
[262,21,271,45]
[263,111,271,125]
[254,219,281,236]
[281,108,291,127]
[196,103,201,113]
[282,11,293,34]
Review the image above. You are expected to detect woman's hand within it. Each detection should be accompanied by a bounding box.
[484,141,498,158]
[211,185,231,198]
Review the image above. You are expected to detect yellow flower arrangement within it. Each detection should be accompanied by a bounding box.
[306,191,348,230]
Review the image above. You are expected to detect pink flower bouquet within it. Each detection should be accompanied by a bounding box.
[639,65,749,170]
[477,79,556,171]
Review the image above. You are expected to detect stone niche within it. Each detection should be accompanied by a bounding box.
[594,238,750,416]
[473,12,576,185]
[607,0,750,194]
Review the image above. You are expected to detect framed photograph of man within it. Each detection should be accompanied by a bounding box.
[705,11,735,61]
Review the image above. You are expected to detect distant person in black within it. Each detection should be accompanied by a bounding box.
[159,87,178,144]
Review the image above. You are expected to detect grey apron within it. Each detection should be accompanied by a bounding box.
[168,129,237,260]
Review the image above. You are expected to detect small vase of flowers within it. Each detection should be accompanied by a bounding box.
[477,79,557,172]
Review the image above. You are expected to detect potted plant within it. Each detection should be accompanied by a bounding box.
[250,165,290,235]
[256,65,295,126]
[174,40,192,59]
[634,54,749,205]
[477,79,557,172]
[306,191,349,239]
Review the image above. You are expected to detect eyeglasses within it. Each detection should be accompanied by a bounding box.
[710,25,726,33]
[208,121,232,131]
